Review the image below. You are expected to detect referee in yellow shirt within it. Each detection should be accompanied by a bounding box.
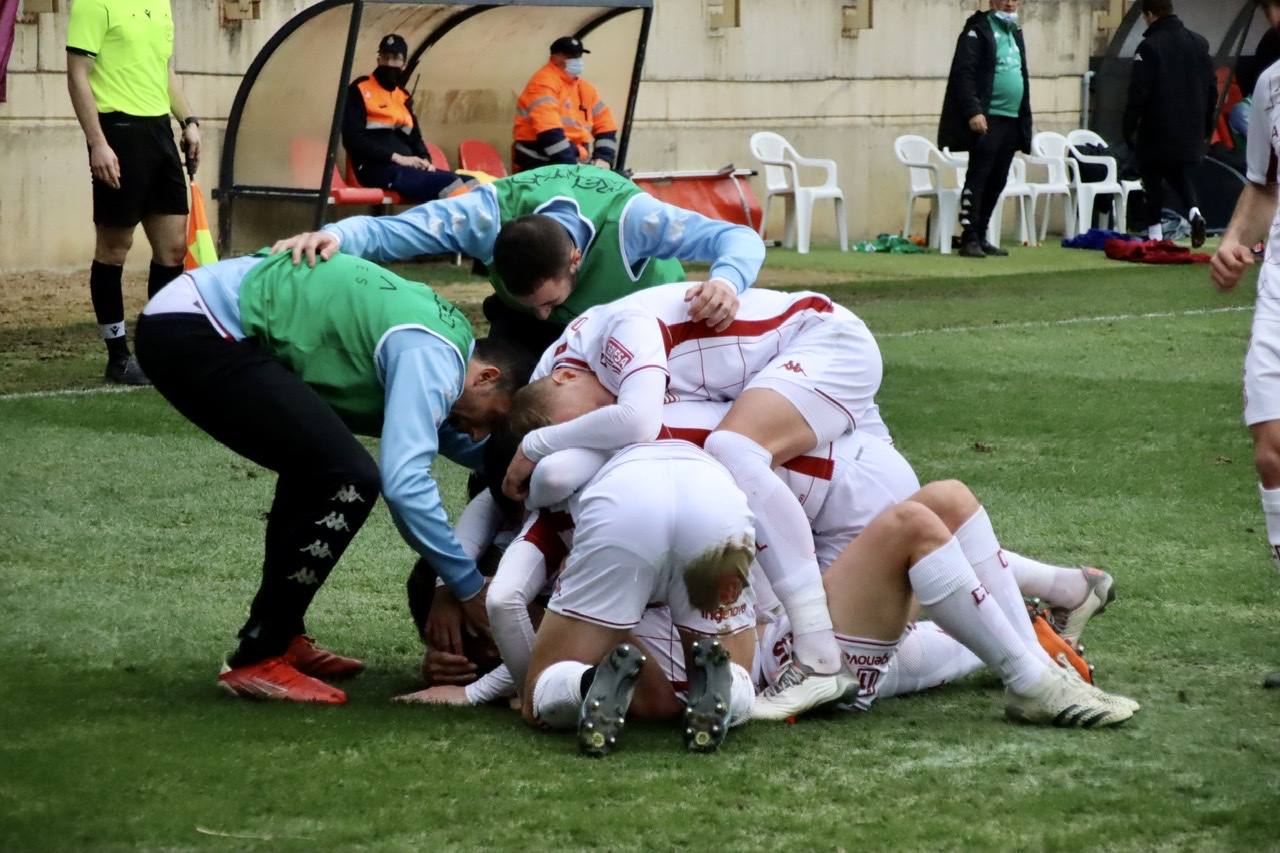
[66,0,200,384]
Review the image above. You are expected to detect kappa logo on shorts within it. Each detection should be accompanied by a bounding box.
[288,567,320,586]
[780,361,806,375]
[299,540,333,559]
[315,512,350,531]
[331,485,365,504]
[601,337,635,375]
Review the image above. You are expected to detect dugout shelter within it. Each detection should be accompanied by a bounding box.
[215,0,654,255]
[1089,0,1272,230]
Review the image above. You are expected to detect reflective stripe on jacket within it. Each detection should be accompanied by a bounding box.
[356,77,415,133]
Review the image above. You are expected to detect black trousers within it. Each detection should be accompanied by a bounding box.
[135,313,380,664]
[1139,159,1200,229]
[960,115,1022,242]
[482,294,565,361]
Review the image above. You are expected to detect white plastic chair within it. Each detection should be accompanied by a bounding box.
[1067,129,1141,232]
[987,155,1036,248]
[1059,129,1128,235]
[894,135,964,255]
[748,131,848,254]
[1029,132,1079,241]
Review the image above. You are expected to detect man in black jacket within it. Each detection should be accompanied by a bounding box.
[342,34,476,202]
[1123,0,1217,247]
[938,0,1032,258]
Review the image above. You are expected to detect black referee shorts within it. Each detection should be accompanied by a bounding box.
[92,113,189,228]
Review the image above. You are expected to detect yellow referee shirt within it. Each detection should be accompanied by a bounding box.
[67,0,174,117]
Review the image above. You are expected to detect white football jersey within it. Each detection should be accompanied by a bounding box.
[1248,61,1280,320]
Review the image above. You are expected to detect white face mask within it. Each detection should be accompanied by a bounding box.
[564,58,584,77]
[994,10,1019,24]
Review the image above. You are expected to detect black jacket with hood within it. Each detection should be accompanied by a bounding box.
[1122,14,1216,165]
[937,10,1033,153]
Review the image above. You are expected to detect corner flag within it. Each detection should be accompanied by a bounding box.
[184,180,218,270]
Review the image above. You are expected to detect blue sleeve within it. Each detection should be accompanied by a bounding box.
[324,187,502,265]
[377,329,485,600]
[619,192,766,294]
[439,426,486,470]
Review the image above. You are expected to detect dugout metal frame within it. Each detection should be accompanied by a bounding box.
[215,0,654,255]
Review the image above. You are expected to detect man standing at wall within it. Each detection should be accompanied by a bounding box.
[512,37,618,173]
[938,0,1032,259]
[1122,0,1217,247]
[66,0,201,384]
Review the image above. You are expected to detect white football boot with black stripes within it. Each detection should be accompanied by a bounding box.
[1005,665,1137,728]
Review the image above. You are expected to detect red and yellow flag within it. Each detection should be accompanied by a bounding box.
[184,180,218,270]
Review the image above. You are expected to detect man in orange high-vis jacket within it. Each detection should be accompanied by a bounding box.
[512,36,618,173]
[343,33,475,202]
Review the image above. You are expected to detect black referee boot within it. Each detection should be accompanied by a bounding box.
[105,352,151,386]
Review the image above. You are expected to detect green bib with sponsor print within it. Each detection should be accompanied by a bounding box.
[492,164,685,324]
[237,251,473,435]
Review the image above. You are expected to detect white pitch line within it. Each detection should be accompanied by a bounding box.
[876,304,1251,339]
[0,305,1254,403]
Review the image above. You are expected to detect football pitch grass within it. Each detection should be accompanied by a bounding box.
[3,246,1278,849]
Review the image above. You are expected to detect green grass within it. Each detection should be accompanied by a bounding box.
[3,248,1279,850]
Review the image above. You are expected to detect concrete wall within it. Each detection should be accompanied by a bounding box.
[0,0,1101,271]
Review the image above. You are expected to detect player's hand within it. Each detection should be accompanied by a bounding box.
[684,279,739,332]
[417,648,477,686]
[460,587,492,638]
[270,230,341,266]
[503,446,535,501]
[969,114,988,135]
[426,587,464,654]
[1211,238,1256,292]
[182,124,201,176]
[89,140,121,189]
[394,684,471,705]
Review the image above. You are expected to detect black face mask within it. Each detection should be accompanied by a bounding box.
[372,65,402,91]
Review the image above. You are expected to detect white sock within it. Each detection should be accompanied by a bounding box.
[908,537,1043,694]
[1004,550,1089,609]
[531,660,589,730]
[1260,485,1280,574]
[99,321,126,341]
[954,509,1057,669]
[878,621,984,699]
[728,662,754,724]
[704,430,839,673]
[1147,224,1163,241]
[1189,206,1202,221]
[834,632,899,711]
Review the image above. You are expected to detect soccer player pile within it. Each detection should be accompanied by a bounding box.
[400,281,1139,755]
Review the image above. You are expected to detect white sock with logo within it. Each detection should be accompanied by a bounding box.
[99,321,126,341]
[954,508,1057,669]
[728,662,754,724]
[704,430,840,674]
[1004,550,1089,610]
[531,659,589,730]
[1259,485,1280,574]
[1147,224,1164,241]
[878,621,984,699]
[833,632,899,711]
[1189,206,1202,221]
[908,537,1043,694]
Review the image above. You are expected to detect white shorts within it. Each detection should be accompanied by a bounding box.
[810,434,921,572]
[746,305,884,445]
[547,446,757,636]
[632,606,688,695]
[1245,315,1280,426]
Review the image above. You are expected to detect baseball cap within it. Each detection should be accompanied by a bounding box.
[378,33,408,56]
[549,36,589,57]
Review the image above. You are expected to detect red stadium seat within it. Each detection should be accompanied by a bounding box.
[457,139,508,177]
[426,141,452,172]
[289,138,384,205]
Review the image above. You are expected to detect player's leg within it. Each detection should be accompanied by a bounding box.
[1139,159,1167,241]
[137,116,189,299]
[523,610,631,727]
[91,224,148,385]
[140,212,187,298]
[877,621,983,699]
[677,627,756,752]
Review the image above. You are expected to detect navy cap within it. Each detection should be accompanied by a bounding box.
[378,33,408,56]
[549,36,589,57]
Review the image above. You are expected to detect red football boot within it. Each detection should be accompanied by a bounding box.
[285,634,366,681]
[217,656,347,704]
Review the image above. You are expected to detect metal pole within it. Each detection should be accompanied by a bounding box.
[1081,70,1095,129]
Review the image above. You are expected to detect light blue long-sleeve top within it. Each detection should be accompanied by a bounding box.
[188,257,487,600]
[322,184,765,294]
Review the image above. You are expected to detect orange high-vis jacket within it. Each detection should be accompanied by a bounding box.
[513,61,618,168]
[356,76,415,132]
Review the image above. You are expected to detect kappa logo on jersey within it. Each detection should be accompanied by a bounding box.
[331,485,365,504]
[780,361,806,375]
[601,337,635,374]
[299,540,333,559]
[315,512,350,531]
[288,567,320,586]
[971,584,989,606]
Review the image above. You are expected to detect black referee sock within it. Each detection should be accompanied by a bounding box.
[147,261,184,299]
[90,260,129,357]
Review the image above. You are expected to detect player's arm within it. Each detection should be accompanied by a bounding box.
[65,0,117,190]
[487,513,556,692]
[1213,75,1280,292]
[270,188,499,266]
[622,192,765,330]
[378,330,487,609]
[167,58,200,175]
[527,448,612,508]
